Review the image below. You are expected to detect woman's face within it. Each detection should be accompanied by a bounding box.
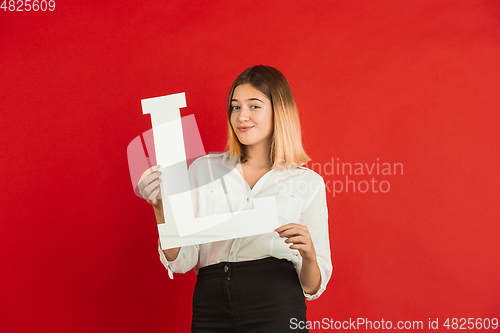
[230,83,274,148]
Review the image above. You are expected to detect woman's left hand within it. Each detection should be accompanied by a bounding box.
[275,223,317,262]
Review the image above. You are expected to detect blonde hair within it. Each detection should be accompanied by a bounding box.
[225,65,311,169]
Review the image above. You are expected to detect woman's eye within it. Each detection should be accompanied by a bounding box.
[231,105,240,111]
[250,105,260,109]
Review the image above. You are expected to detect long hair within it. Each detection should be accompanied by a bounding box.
[225,65,311,169]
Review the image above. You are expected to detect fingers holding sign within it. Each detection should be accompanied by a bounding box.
[275,223,317,262]
[138,164,162,208]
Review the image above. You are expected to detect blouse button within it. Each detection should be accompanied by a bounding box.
[246,198,249,201]
[224,265,228,272]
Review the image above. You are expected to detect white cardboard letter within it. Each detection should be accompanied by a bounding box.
[141,92,279,250]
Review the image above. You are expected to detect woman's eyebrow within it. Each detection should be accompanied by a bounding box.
[247,98,264,103]
[231,98,264,103]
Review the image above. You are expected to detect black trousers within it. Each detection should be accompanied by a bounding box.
[191,257,308,333]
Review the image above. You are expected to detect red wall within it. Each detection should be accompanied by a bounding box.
[1,1,499,332]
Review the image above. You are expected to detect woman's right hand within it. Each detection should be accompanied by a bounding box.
[138,165,162,209]
[141,166,181,258]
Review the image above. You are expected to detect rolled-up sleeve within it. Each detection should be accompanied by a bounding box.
[158,244,199,279]
[296,176,333,301]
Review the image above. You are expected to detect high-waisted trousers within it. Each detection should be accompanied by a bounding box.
[191,256,308,333]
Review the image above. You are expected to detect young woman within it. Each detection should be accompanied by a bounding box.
[138,65,332,332]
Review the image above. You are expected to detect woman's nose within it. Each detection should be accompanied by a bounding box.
[239,107,251,122]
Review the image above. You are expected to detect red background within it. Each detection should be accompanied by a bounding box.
[1,1,499,332]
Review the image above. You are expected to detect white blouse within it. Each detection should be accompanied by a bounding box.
[158,152,332,301]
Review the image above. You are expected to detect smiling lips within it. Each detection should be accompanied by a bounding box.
[237,126,254,132]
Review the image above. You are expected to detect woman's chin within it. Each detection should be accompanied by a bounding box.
[238,139,257,146]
